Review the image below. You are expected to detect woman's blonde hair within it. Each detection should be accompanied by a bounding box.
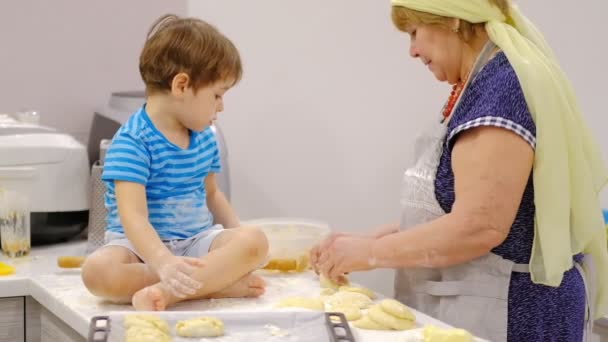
[391,0,510,41]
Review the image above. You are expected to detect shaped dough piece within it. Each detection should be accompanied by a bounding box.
[176,317,225,338]
[320,274,349,290]
[327,303,361,321]
[353,315,389,330]
[338,286,376,299]
[423,325,474,342]
[379,299,416,321]
[125,326,171,342]
[326,291,372,309]
[124,314,170,334]
[320,288,336,296]
[368,305,416,331]
[277,297,325,311]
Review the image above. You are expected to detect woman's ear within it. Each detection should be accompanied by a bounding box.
[450,18,461,33]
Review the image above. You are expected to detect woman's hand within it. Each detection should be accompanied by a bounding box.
[310,232,350,274]
[316,235,377,283]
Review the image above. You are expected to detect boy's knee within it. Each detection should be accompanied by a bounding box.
[81,256,108,295]
[237,226,269,259]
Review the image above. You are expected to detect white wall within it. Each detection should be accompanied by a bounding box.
[0,0,186,143]
[188,1,608,296]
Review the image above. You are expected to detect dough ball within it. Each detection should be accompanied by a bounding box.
[276,297,325,311]
[125,326,170,342]
[352,315,389,330]
[124,314,169,334]
[338,286,376,299]
[423,325,474,342]
[176,316,225,338]
[368,305,416,331]
[379,299,416,321]
[326,291,372,309]
[327,303,361,321]
[320,288,336,296]
[320,274,349,290]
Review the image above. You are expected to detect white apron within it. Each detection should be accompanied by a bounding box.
[393,42,596,342]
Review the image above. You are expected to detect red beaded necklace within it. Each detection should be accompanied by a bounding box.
[442,73,469,120]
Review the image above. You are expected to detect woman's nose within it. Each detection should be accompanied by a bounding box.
[409,43,419,58]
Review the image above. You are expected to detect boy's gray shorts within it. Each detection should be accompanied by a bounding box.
[102,225,225,260]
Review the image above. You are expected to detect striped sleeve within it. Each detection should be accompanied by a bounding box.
[102,131,151,185]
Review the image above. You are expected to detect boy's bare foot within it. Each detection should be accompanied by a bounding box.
[210,274,266,299]
[132,286,169,311]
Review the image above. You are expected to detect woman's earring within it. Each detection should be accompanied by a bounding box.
[452,27,460,33]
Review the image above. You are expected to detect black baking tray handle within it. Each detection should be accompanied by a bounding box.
[88,315,110,342]
[325,312,356,342]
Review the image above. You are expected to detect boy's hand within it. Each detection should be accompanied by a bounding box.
[154,256,204,298]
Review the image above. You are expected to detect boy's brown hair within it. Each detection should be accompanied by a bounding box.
[139,14,242,94]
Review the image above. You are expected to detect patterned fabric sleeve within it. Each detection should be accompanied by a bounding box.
[101,130,151,185]
[446,53,537,151]
[208,130,222,174]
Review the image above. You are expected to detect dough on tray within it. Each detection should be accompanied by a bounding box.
[327,303,361,321]
[338,286,376,299]
[423,325,474,342]
[276,297,325,311]
[176,316,225,338]
[320,274,349,290]
[353,315,389,330]
[367,305,416,331]
[325,291,372,309]
[379,299,415,321]
[353,300,416,331]
[125,326,171,342]
[123,314,170,333]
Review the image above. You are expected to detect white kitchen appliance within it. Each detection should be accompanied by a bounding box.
[0,114,89,244]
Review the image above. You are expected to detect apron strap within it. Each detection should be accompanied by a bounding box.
[511,263,530,273]
[416,280,509,300]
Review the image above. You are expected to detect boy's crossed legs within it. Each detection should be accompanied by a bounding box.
[82,226,268,311]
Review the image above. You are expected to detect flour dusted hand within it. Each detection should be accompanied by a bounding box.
[154,256,204,298]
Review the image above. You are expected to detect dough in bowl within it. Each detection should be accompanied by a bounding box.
[176,316,225,338]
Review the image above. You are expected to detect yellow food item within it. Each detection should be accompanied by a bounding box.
[368,305,416,331]
[353,315,389,330]
[325,291,372,309]
[423,325,474,342]
[326,303,361,321]
[0,262,15,276]
[124,314,170,333]
[320,288,336,296]
[57,256,86,268]
[263,254,309,272]
[176,316,224,337]
[276,297,325,311]
[320,274,349,290]
[125,326,170,342]
[379,299,416,321]
[339,286,376,299]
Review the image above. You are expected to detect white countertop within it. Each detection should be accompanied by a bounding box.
[0,240,456,341]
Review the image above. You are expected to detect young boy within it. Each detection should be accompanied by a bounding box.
[82,14,268,311]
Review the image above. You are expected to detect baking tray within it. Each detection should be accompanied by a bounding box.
[88,311,355,342]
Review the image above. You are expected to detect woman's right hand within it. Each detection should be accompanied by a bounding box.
[153,256,205,298]
[310,233,349,274]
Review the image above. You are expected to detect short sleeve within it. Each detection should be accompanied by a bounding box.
[210,145,222,173]
[102,131,151,185]
[446,53,536,151]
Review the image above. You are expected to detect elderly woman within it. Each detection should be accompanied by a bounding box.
[311,1,608,341]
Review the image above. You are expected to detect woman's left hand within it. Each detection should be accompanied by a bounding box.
[317,235,377,283]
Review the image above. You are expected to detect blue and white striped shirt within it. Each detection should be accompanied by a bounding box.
[102,106,221,240]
